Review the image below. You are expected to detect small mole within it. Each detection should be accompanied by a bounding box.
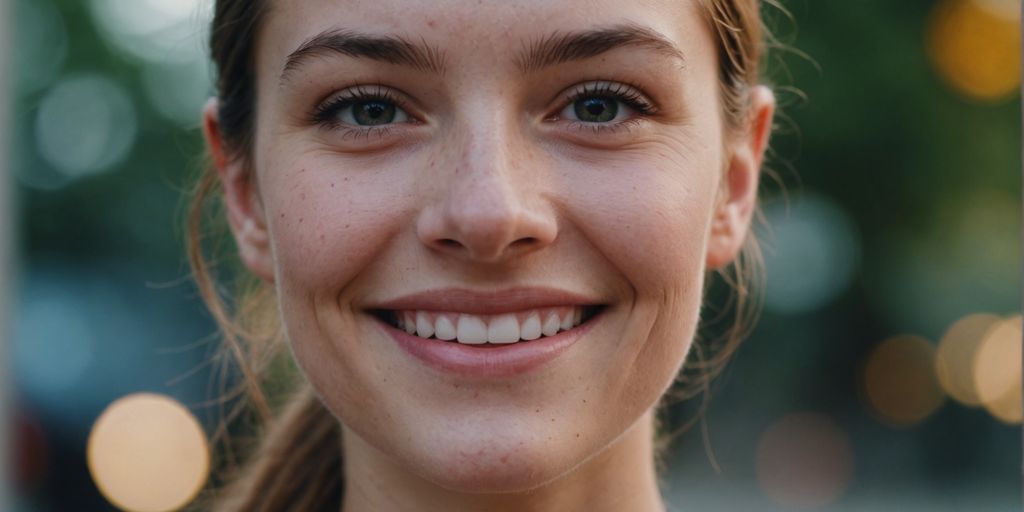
[344,224,350,228]
[454,383,460,389]
[343,177,350,182]
[330,183,335,188]
[576,433,580,438]
[300,193,306,200]
[280,213,285,218]
[299,218,303,223]
[535,409,540,413]
[472,391,479,399]
[550,418,555,422]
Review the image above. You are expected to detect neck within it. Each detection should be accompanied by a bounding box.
[340,410,666,512]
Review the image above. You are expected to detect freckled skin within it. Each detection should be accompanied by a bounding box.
[206,0,773,510]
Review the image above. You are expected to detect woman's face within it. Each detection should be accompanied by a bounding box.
[211,0,770,493]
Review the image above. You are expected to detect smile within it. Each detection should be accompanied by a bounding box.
[365,288,606,377]
[377,306,601,345]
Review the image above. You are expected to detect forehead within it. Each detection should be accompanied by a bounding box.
[257,0,710,75]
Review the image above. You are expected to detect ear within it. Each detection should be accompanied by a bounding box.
[705,86,775,270]
[202,98,275,282]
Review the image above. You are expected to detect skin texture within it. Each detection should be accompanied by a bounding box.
[203,0,774,510]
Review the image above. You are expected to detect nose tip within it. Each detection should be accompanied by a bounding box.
[417,173,557,263]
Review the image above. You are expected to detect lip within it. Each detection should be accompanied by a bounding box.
[366,287,605,378]
[365,287,604,315]
[376,312,601,378]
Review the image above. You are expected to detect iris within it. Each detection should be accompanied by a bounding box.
[574,97,617,122]
[352,100,397,125]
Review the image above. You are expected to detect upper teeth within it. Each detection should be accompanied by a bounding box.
[395,307,584,344]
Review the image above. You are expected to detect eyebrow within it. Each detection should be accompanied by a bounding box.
[279,23,685,83]
[280,29,447,82]
[515,24,686,72]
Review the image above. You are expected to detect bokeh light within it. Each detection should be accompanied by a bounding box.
[13,285,97,396]
[87,393,210,512]
[14,406,51,492]
[873,190,1018,339]
[861,335,946,427]
[33,74,137,180]
[89,0,211,64]
[140,58,212,127]
[755,412,854,509]
[926,0,1021,101]
[972,315,1022,424]
[761,192,861,314]
[935,313,1002,406]
[13,0,68,95]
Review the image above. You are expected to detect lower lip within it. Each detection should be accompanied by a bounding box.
[377,313,600,379]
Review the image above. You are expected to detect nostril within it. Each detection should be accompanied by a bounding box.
[438,239,462,248]
[512,237,538,247]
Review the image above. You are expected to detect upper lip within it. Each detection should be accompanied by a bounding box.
[365,287,604,315]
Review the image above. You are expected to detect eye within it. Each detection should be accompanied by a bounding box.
[557,81,656,124]
[312,85,412,128]
[571,97,622,123]
[341,99,409,126]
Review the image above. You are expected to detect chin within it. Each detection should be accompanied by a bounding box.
[409,433,581,494]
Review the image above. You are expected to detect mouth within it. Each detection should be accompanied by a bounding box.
[369,306,605,346]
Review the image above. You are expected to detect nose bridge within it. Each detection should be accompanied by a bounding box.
[448,81,527,199]
[447,119,527,249]
[453,119,520,210]
[418,106,556,262]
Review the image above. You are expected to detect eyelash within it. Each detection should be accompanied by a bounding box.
[311,84,413,136]
[556,81,657,134]
[309,81,658,136]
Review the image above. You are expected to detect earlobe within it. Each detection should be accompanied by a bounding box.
[706,86,775,270]
[202,98,276,282]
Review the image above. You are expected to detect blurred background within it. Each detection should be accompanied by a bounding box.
[3,0,1021,510]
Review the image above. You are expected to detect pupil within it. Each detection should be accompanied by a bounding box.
[574,98,617,123]
[354,101,396,125]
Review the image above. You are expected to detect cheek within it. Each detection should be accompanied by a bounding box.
[261,160,409,294]
[562,142,721,404]
[255,156,414,432]
[566,145,720,295]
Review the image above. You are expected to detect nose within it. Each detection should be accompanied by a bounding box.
[416,130,557,263]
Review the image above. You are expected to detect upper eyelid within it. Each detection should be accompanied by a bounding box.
[552,81,659,117]
[566,80,653,101]
[312,84,419,125]
[320,84,408,108]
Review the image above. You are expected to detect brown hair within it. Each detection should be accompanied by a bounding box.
[187,1,780,509]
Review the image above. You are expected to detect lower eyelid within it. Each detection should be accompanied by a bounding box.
[560,117,647,135]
